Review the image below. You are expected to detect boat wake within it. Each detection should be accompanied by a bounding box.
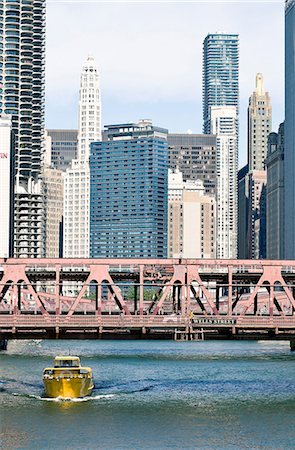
[29,393,117,402]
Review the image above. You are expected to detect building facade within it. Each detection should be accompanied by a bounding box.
[247,170,267,259]
[266,124,285,259]
[63,56,101,258]
[90,121,168,258]
[46,129,78,171]
[238,164,249,259]
[167,134,217,196]
[0,114,14,257]
[43,168,64,258]
[210,106,238,258]
[63,161,89,258]
[0,0,46,257]
[168,169,216,259]
[203,33,239,134]
[284,0,295,258]
[248,74,272,171]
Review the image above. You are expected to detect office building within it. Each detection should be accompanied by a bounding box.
[284,0,295,258]
[46,130,78,171]
[168,169,216,259]
[0,0,46,257]
[266,124,285,259]
[239,74,271,259]
[167,134,217,196]
[210,106,238,258]
[63,56,101,258]
[248,74,272,171]
[43,168,63,258]
[90,121,168,258]
[203,33,239,134]
[0,114,14,257]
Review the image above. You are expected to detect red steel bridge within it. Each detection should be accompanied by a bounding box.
[0,258,295,346]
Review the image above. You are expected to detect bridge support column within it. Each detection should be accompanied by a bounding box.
[254,294,258,315]
[96,284,102,315]
[290,340,295,352]
[139,265,144,316]
[134,284,138,313]
[55,266,61,315]
[0,339,8,351]
[228,266,233,316]
[216,286,219,311]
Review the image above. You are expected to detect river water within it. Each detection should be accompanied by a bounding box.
[1,340,295,449]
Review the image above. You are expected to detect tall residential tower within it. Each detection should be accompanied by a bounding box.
[210,106,238,258]
[0,0,46,257]
[203,33,239,258]
[203,33,239,134]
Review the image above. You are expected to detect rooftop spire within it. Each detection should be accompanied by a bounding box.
[255,73,265,96]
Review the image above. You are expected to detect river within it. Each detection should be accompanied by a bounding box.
[1,340,295,449]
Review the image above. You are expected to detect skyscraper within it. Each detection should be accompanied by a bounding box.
[210,106,238,258]
[266,124,285,259]
[0,0,46,257]
[63,56,101,258]
[90,121,168,258]
[284,0,295,258]
[203,33,239,134]
[0,114,14,257]
[241,73,271,259]
[248,74,272,171]
[77,56,101,159]
[203,33,239,258]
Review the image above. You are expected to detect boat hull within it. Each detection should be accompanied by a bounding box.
[43,376,94,399]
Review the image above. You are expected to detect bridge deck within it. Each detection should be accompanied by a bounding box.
[1,258,295,340]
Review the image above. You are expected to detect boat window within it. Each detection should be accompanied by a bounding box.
[62,360,73,367]
[54,359,80,367]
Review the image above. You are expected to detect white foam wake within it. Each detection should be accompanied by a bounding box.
[29,393,116,402]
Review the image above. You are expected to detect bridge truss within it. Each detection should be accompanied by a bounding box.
[0,258,295,340]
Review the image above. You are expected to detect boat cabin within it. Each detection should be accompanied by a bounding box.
[54,356,80,368]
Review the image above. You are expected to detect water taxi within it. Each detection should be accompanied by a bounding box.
[43,356,94,399]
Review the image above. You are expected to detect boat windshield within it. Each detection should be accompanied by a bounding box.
[54,358,80,368]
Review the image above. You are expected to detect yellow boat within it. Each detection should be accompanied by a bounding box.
[43,356,94,399]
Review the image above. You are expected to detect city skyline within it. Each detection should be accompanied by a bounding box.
[45,1,284,166]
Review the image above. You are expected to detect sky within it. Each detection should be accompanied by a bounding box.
[45,0,285,167]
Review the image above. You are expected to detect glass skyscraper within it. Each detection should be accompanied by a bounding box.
[90,121,168,258]
[202,33,239,258]
[284,0,295,259]
[203,33,239,134]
